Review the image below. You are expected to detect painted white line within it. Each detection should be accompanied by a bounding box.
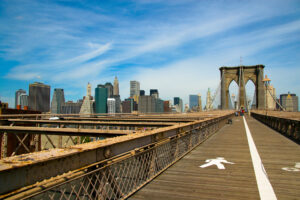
[243,116,277,200]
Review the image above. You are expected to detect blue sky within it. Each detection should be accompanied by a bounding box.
[0,0,300,108]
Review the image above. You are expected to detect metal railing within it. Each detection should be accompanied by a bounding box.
[251,112,300,143]
[3,115,229,200]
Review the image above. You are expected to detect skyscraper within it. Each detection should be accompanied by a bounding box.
[80,83,94,116]
[163,101,171,113]
[150,89,159,98]
[189,95,199,109]
[62,100,82,114]
[198,94,202,111]
[138,95,156,113]
[19,94,28,110]
[105,82,113,98]
[205,88,213,110]
[140,90,145,96]
[174,97,183,113]
[51,88,65,114]
[280,92,298,112]
[130,81,140,97]
[155,98,164,113]
[15,89,26,109]
[107,98,116,114]
[266,85,276,110]
[28,82,51,112]
[113,76,119,96]
[95,84,108,113]
[112,95,121,113]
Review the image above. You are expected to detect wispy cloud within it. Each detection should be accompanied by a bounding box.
[0,0,300,105]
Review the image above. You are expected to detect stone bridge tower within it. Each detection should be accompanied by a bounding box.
[220,65,265,110]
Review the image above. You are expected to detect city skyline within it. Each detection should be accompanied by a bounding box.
[0,0,300,107]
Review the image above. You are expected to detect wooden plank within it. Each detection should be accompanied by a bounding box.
[130,117,260,199]
[246,116,300,200]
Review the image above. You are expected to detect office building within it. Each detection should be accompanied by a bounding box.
[266,85,276,110]
[112,95,121,113]
[122,98,137,113]
[107,98,116,114]
[280,92,298,112]
[19,94,28,110]
[205,88,213,110]
[51,88,65,114]
[80,83,94,116]
[95,84,108,113]
[140,90,145,96]
[164,101,171,113]
[189,95,199,110]
[28,82,51,112]
[130,81,140,97]
[15,89,26,109]
[198,94,202,111]
[155,98,164,113]
[150,89,159,98]
[174,97,183,113]
[62,100,82,114]
[104,82,113,98]
[138,96,156,113]
[113,76,119,96]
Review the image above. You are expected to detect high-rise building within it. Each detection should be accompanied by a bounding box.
[138,96,156,113]
[95,84,108,113]
[155,98,164,113]
[104,82,113,98]
[51,88,65,114]
[62,100,82,114]
[174,97,183,113]
[107,98,116,114]
[80,83,94,116]
[113,76,119,96]
[140,90,145,96]
[28,82,51,112]
[266,85,276,110]
[112,95,121,113]
[15,89,26,109]
[198,94,202,111]
[205,88,213,110]
[189,95,199,110]
[280,92,298,112]
[19,94,28,110]
[130,81,140,97]
[163,101,171,113]
[122,98,137,113]
[150,89,159,98]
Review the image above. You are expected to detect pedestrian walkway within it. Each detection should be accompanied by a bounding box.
[129,116,300,200]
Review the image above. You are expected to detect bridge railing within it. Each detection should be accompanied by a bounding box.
[1,113,233,199]
[251,111,300,143]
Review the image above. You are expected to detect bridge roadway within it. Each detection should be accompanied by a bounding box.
[130,116,300,200]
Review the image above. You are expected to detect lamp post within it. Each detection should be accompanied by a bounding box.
[262,75,271,115]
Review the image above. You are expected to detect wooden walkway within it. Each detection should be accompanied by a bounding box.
[129,116,300,200]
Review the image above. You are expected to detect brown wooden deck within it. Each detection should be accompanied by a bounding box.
[129,116,300,200]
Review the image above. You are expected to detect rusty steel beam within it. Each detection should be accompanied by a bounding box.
[0,126,132,137]
[4,119,177,127]
[62,117,195,123]
[0,111,234,195]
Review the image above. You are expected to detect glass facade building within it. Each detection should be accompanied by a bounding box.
[95,85,108,113]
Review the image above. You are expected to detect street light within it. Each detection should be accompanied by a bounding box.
[262,75,271,115]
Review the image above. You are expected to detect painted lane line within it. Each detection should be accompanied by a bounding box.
[243,116,277,200]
